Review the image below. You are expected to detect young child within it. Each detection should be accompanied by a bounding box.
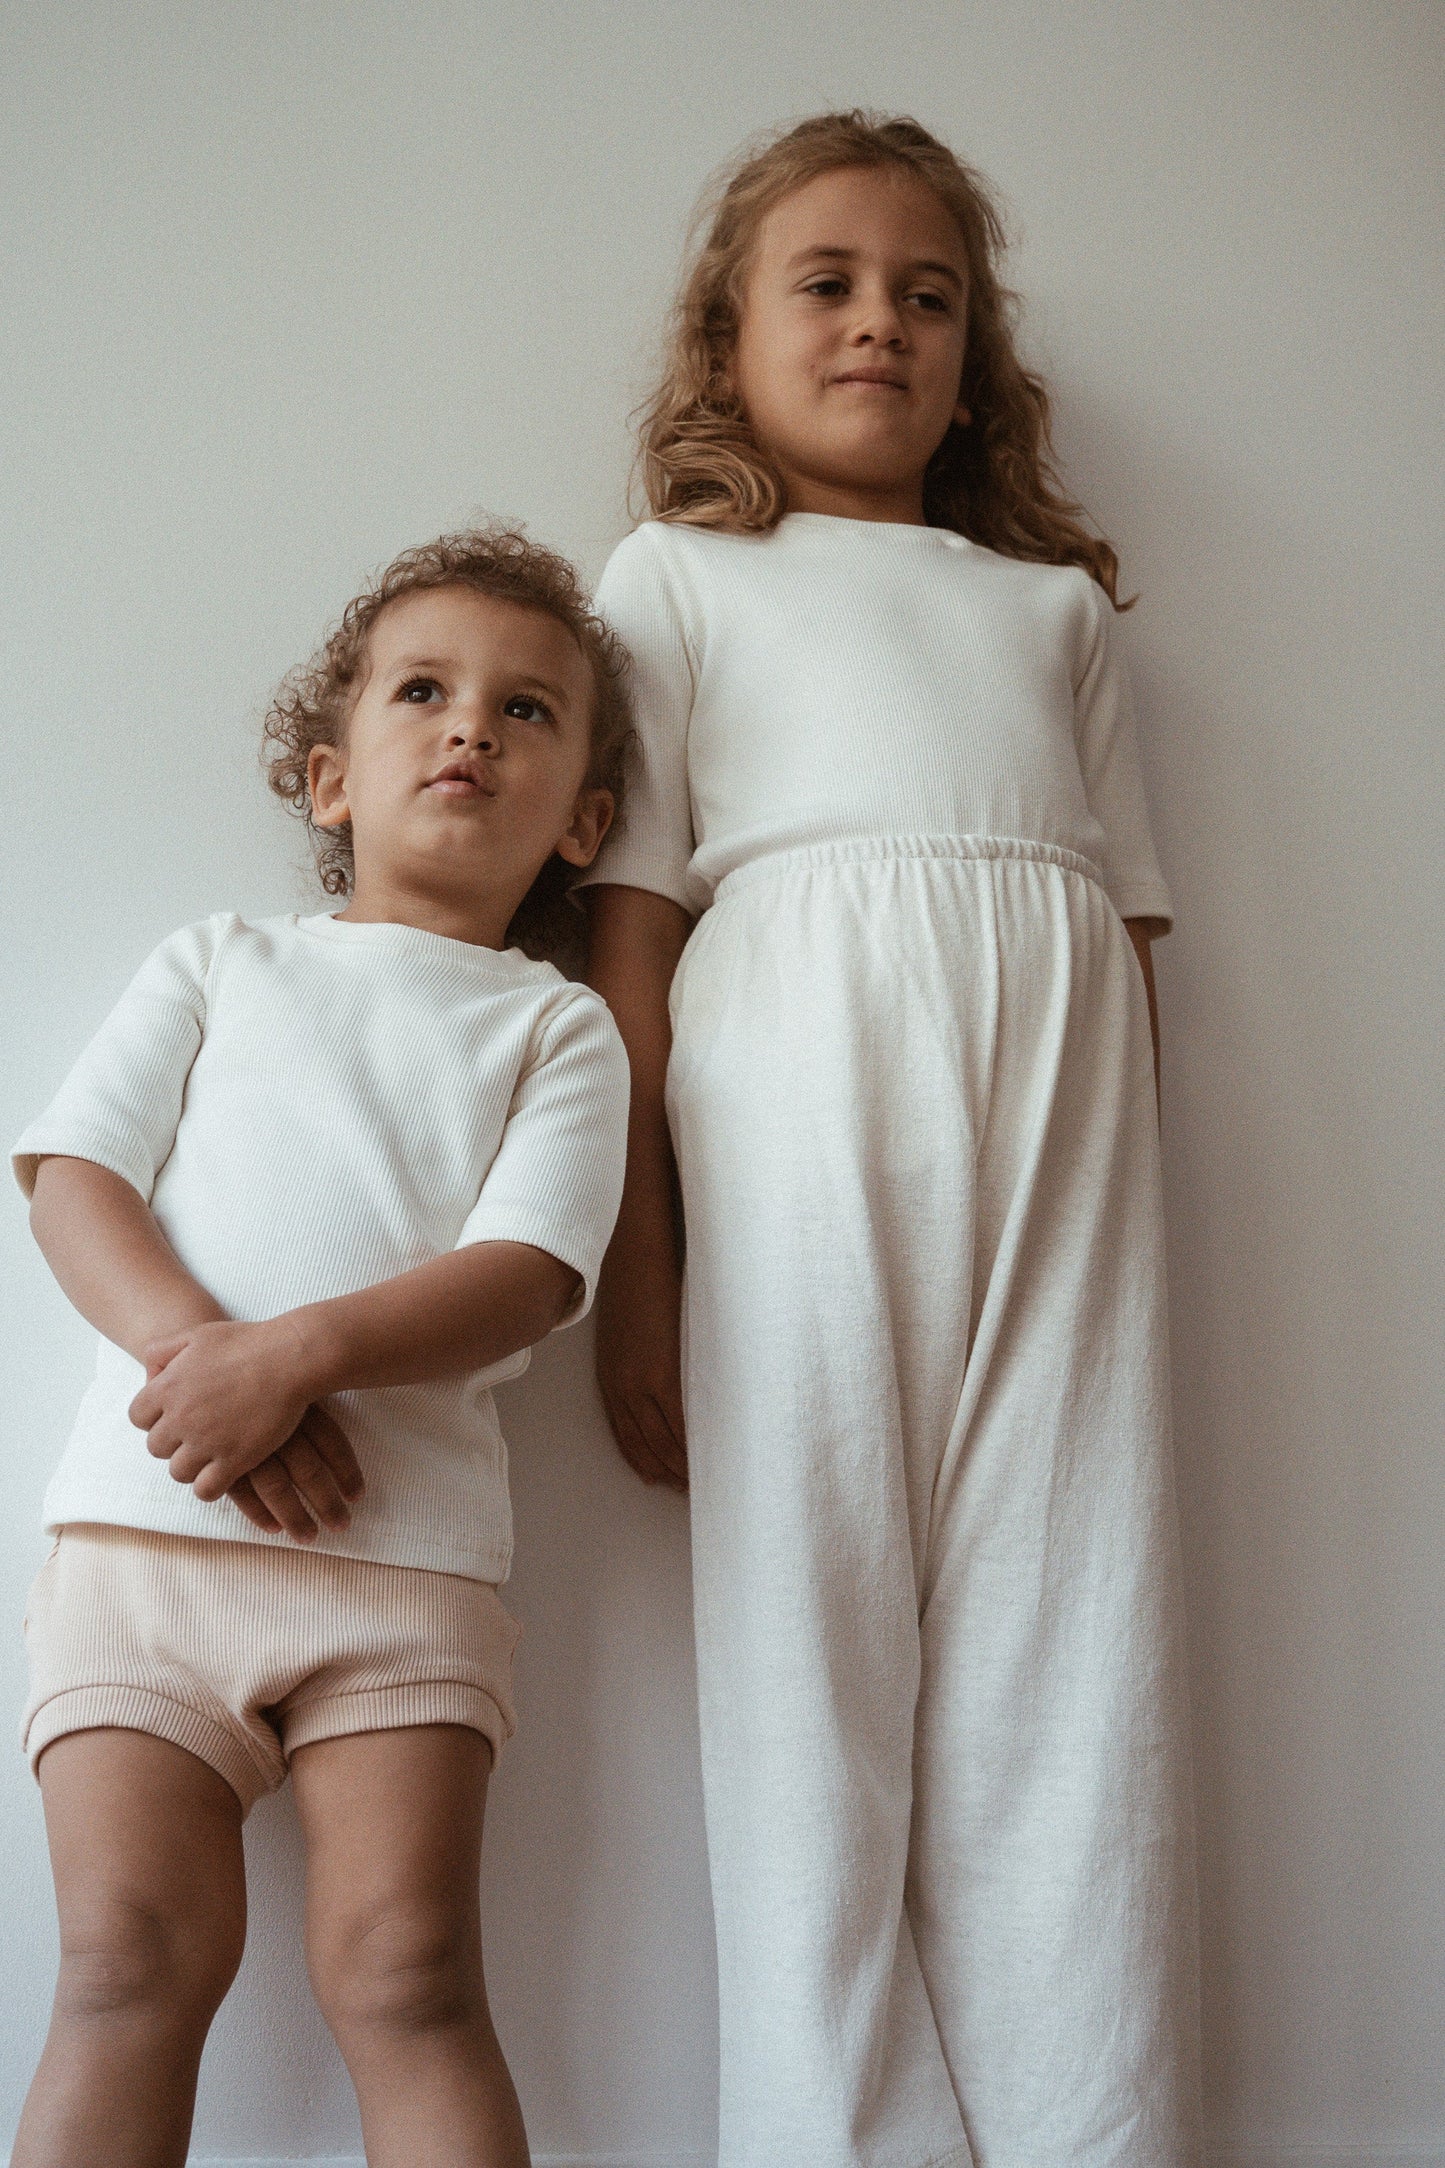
[11,528,631,2168]
[585,115,1198,2167]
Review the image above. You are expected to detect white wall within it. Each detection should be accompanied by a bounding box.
[1,4,1441,2163]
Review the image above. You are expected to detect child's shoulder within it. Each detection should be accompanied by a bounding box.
[152,909,343,983]
[514,972,629,1088]
[601,516,762,588]
[526,970,625,1040]
[596,521,726,651]
[145,909,305,958]
[124,908,254,984]
[599,519,788,647]
[443,951,622,1045]
[959,537,1095,596]
[958,544,1107,641]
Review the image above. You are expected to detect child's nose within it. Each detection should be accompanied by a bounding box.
[451,715,500,754]
[852,294,906,346]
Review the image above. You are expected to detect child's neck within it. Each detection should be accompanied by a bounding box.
[782,471,928,526]
[336,869,514,950]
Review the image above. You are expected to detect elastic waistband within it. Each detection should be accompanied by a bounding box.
[711,834,1106,904]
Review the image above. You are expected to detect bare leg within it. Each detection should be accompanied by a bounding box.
[293,1724,529,2167]
[12,1730,247,2168]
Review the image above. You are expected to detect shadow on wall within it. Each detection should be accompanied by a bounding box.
[188,1792,358,2155]
[187,1320,718,2162]
[486,1324,717,2154]
[1053,382,1443,2135]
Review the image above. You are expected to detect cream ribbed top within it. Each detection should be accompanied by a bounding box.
[13,913,630,1580]
[580,513,1172,924]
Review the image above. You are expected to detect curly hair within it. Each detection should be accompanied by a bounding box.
[637,110,1131,607]
[263,526,633,958]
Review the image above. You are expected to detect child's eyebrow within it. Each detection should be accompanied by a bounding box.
[786,244,964,291]
[384,652,453,677]
[509,675,575,708]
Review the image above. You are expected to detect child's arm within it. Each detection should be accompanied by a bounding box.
[1070,580,1172,1112]
[127,1239,581,1501]
[1123,917,1165,1111]
[32,1153,229,1349]
[585,883,693,1491]
[30,1155,365,1541]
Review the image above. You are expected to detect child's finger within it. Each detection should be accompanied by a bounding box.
[247,1458,320,1543]
[139,1334,189,1381]
[228,1474,283,1533]
[627,1392,688,1490]
[128,1381,163,1432]
[643,1393,689,1485]
[602,1399,662,1481]
[160,1436,211,1483]
[274,1434,351,1531]
[297,1404,365,1499]
[190,1460,235,1503]
[604,1397,673,1487]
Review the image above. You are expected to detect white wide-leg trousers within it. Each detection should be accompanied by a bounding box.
[667,838,1199,2168]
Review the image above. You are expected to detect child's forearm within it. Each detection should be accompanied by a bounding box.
[586,883,692,1272]
[280,1240,581,1398]
[589,882,690,1317]
[127,1239,581,1503]
[29,1156,225,1356]
[1123,917,1164,1110]
[585,884,692,1487]
[30,1156,364,1534]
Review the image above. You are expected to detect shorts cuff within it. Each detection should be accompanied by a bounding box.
[24,1685,275,1813]
[282,1682,514,1766]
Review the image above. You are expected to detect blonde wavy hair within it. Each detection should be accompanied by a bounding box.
[263,527,633,958]
[638,110,1130,607]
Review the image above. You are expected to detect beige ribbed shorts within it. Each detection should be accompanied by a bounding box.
[21,1523,520,1813]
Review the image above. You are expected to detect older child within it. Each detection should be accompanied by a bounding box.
[12,528,630,2168]
[585,115,1198,2167]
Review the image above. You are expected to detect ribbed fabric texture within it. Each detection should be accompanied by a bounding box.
[22,1524,521,1809]
[576,511,1174,926]
[13,912,630,1579]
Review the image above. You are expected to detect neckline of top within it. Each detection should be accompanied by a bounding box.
[296,912,547,978]
[778,511,970,546]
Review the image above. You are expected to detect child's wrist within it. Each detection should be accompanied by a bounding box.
[265,1306,343,1402]
[127,1290,227,1362]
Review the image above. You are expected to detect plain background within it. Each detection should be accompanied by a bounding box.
[2,3,1441,2164]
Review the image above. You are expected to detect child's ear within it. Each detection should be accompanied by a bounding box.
[555,787,614,869]
[307,742,350,829]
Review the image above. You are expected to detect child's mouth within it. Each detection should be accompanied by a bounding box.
[427,765,494,799]
[830,370,909,392]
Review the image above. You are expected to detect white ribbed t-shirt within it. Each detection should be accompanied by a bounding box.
[580,513,1172,924]
[12,913,630,1581]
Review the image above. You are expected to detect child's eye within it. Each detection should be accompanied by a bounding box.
[503,696,554,726]
[802,276,849,298]
[397,677,442,704]
[909,289,952,313]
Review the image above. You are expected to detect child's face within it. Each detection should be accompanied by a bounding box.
[733,166,971,520]
[308,585,611,939]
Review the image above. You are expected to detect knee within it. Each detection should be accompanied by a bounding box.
[311,1903,483,2040]
[55,1894,243,2030]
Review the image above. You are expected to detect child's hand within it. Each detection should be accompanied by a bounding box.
[595,1261,689,1492]
[129,1318,318,1500]
[228,1403,365,1544]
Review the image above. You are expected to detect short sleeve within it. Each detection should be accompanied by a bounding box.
[575,524,699,910]
[457,989,630,1324]
[1073,581,1174,928]
[12,916,227,1201]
